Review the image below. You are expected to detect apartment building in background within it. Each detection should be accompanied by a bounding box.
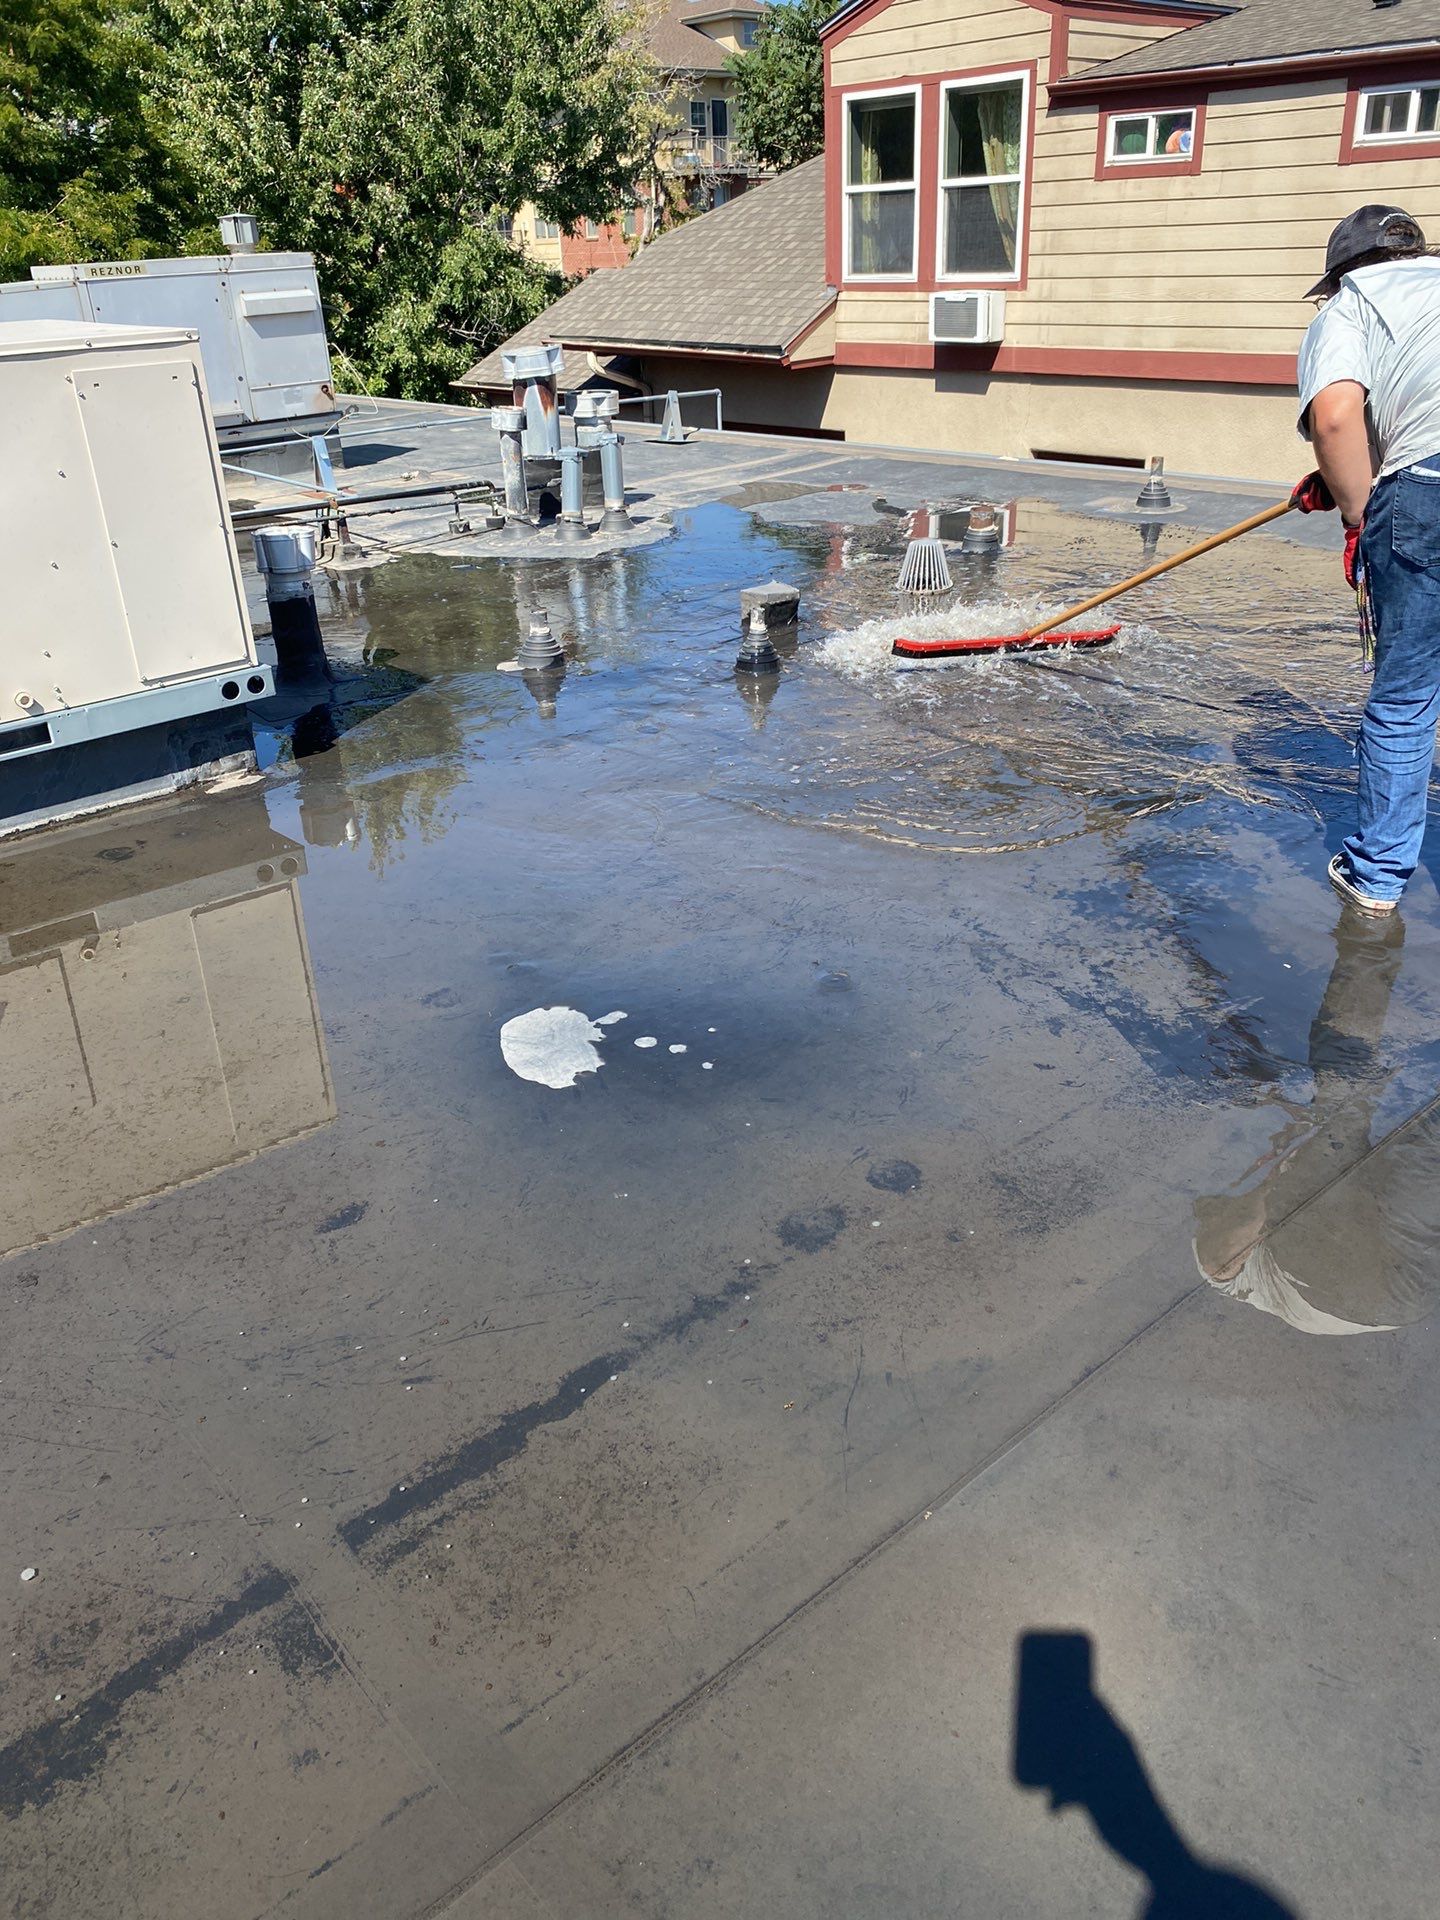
[512,1,772,280]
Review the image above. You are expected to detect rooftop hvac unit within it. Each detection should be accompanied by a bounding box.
[2,226,337,438]
[0,320,271,785]
[929,291,1007,345]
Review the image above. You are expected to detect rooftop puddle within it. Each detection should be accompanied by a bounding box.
[4,440,1439,1912]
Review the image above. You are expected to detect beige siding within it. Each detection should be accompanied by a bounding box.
[1064,19,1175,75]
[832,16,1440,362]
[626,355,1309,482]
[793,304,837,361]
[820,366,1302,480]
[638,354,836,432]
[837,291,930,345]
[830,0,1048,86]
[1014,83,1440,356]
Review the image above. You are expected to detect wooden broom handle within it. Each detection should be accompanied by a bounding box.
[1021,499,1297,641]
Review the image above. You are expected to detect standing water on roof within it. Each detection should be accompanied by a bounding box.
[7,430,1440,1920]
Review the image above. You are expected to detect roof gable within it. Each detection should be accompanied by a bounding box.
[1059,0,1440,87]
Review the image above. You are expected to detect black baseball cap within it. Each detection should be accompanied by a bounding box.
[1306,204,1427,298]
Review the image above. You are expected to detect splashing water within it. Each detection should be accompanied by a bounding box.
[818,594,1132,681]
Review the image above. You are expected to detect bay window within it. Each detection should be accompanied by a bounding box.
[939,75,1027,280]
[845,89,919,279]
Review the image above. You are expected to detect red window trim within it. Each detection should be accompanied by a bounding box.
[826,58,1039,294]
[1096,100,1206,179]
[1340,72,1440,164]
[833,341,1298,386]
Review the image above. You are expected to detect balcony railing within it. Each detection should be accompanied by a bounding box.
[664,135,766,177]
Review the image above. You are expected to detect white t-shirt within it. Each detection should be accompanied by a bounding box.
[1297,256,1440,477]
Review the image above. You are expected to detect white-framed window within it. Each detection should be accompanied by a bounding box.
[690,99,708,138]
[1357,82,1440,142]
[938,72,1029,282]
[740,19,758,47]
[534,218,560,241]
[843,85,920,281]
[1105,107,1196,164]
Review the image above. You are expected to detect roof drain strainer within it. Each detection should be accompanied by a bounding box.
[897,509,953,594]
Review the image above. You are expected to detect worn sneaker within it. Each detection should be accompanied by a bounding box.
[1328,853,1397,915]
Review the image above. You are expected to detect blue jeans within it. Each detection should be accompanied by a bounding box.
[1345,459,1440,901]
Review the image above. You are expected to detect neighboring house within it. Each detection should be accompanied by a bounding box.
[478,0,1440,481]
[514,1,772,283]
[457,159,835,430]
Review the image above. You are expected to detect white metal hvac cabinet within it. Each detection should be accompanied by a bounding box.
[0,320,273,766]
[0,248,337,432]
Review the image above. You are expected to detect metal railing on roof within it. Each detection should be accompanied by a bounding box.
[606,388,724,436]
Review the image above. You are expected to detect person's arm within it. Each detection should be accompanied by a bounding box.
[1307,380,1375,526]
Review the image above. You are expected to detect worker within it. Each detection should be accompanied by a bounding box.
[1292,203,1440,915]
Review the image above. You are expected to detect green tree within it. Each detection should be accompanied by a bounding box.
[729,0,828,173]
[150,0,650,398]
[0,0,187,276]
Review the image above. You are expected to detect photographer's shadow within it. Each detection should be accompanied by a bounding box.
[1013,1631,1301,1918]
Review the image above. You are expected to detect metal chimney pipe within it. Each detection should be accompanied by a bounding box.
[555,447,589,541]
[598,434,631,530]
[502,343,565,458]
[490,404,531,528]
[252,525,329,680]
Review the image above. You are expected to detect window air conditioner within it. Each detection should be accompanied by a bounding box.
[929,291,1006,345]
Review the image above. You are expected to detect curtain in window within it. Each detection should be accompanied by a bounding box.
[975,86,1021,270]
[848,97,915,276]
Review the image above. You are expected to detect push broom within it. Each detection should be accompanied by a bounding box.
[891,497,1296,660]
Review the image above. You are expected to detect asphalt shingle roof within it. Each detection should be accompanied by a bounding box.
[1065,0,1440,83]
[649,8,733,74]
[459,159,832,383]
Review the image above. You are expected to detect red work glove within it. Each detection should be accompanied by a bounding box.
[1343,522,1363,590]
[1290,470,1336,513]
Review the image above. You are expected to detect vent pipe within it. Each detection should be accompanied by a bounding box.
[219,212,260,254]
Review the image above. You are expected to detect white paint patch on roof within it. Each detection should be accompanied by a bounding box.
[500,1006,608,1089]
